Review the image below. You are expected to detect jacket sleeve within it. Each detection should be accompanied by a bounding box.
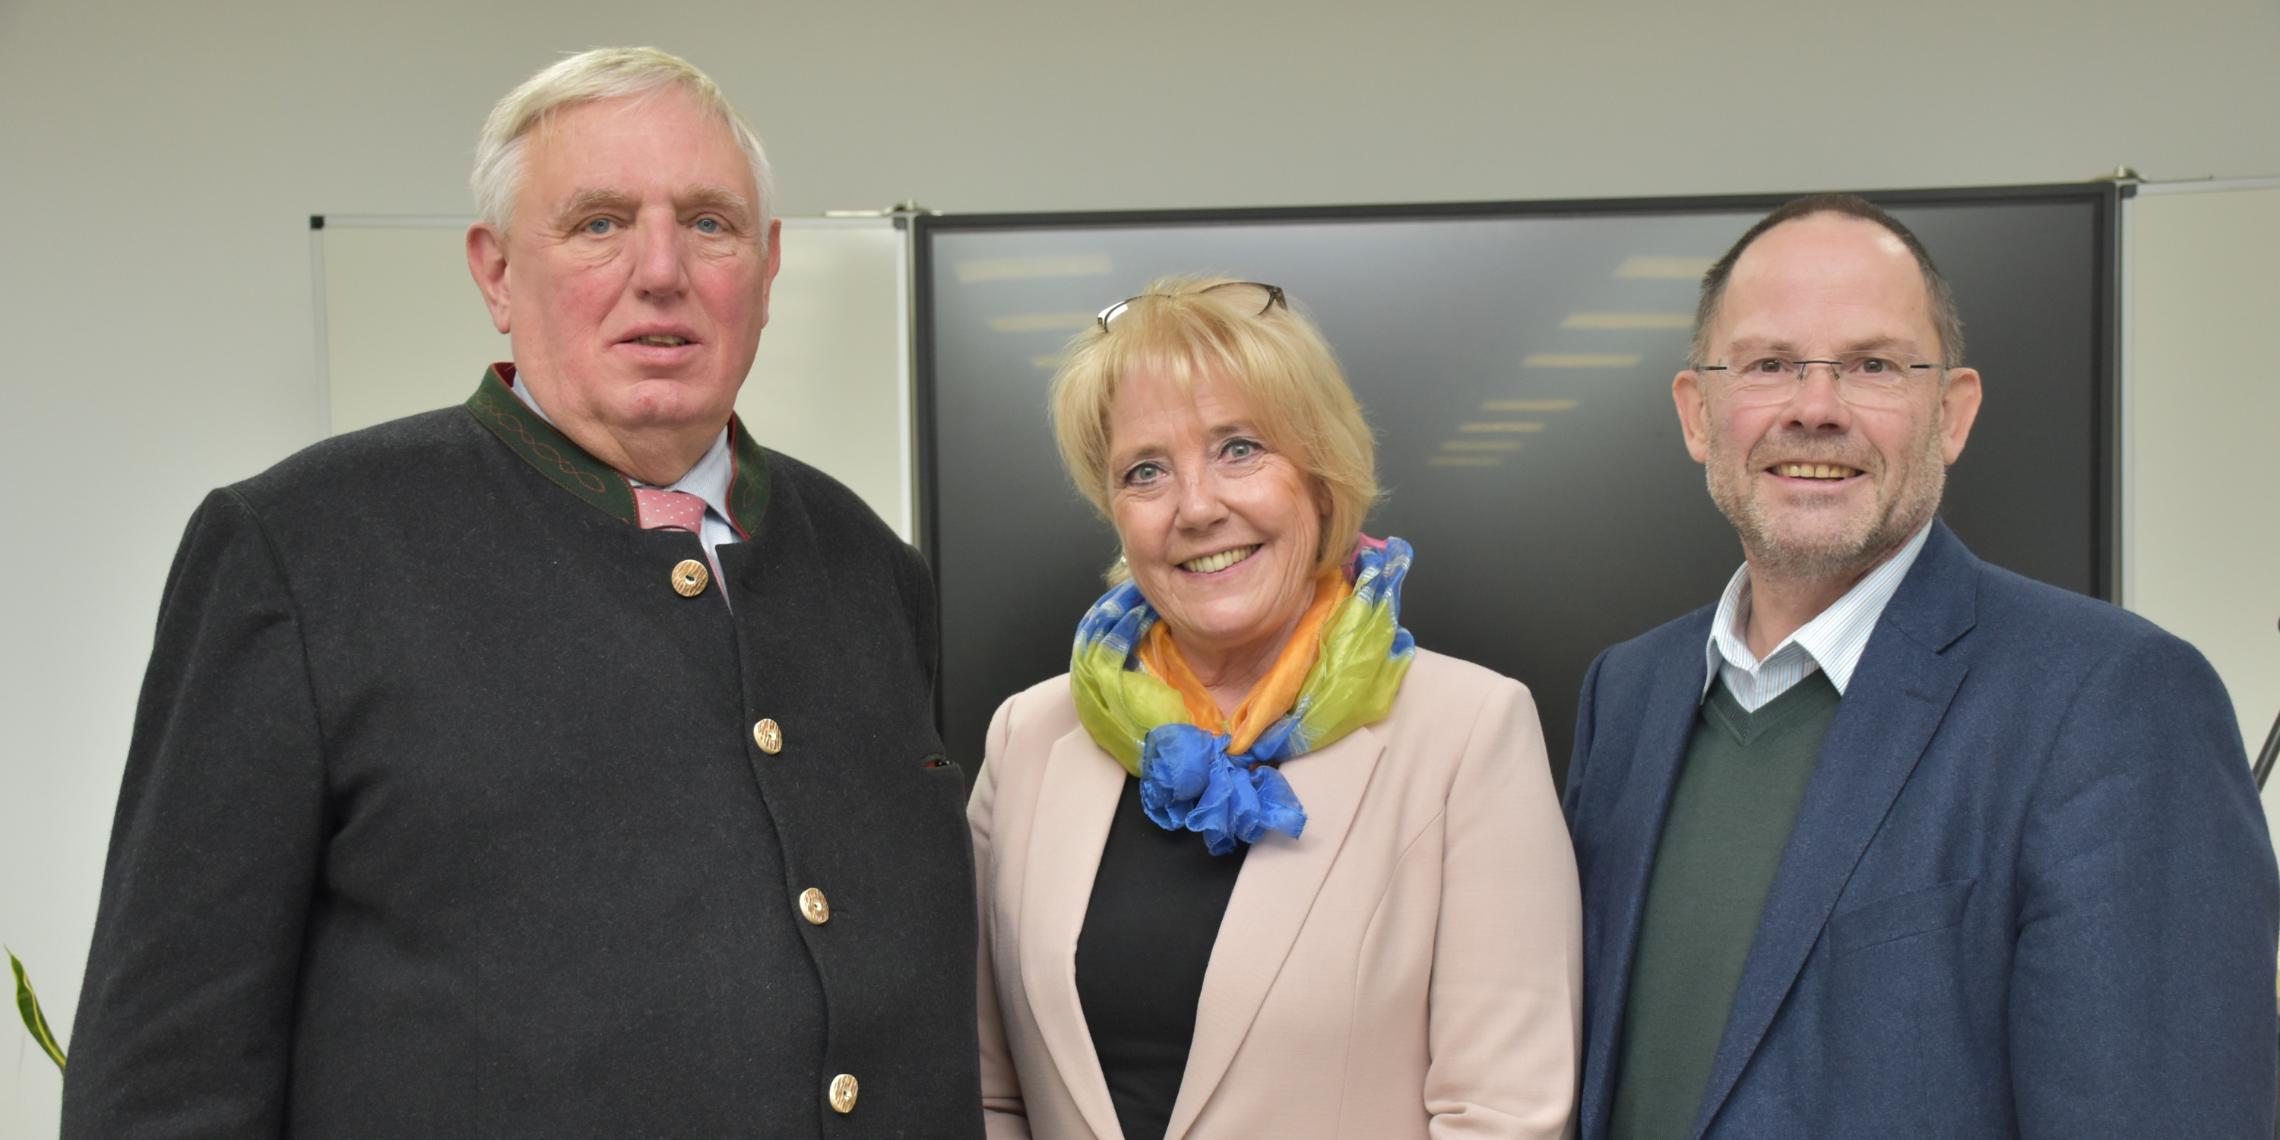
[2008,632,2279,1138]
[63,489,328,1138]
[893,539,943,697]
[970,691,1033,1139]
[1426,679,1584,1139]
[1563,648,1610,827]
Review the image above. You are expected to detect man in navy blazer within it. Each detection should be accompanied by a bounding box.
[1564,193,2279,1139]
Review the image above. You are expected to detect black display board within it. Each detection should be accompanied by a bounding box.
[915,186,2118,787]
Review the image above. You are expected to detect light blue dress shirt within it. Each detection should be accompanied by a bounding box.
[1701,522,1933,712]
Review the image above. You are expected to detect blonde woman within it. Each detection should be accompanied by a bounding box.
[971,278,1582,1139]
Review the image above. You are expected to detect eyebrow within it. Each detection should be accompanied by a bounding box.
[1724,335,1921,356]
[678,185,754,219]
[550,189,634,230]
[1108,440,1165,470]
[1838,336,1919,355]
[549,186,755,229]
[1108,422,1260,466]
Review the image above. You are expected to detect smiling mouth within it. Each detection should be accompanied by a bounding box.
[1771,462,1861,480]
[628,334,693,347]
[1179,545,1258,574]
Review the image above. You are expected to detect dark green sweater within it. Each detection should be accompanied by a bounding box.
[1609,673,1840,1140]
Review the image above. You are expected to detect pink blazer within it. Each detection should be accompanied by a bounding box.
[971,648,1582,1139]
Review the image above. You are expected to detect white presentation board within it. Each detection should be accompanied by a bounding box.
[2123,179,2280,776]
[313,215,913,539]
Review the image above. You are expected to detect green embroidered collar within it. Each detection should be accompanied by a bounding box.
[463,364,770,538]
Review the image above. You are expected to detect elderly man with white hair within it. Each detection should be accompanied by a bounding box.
[64,47,980,1138]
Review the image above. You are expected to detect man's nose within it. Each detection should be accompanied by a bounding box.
[629,219,690,296]
[1782,362,1851,428]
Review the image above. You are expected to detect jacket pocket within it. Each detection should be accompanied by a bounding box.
[1828,878,1976,956]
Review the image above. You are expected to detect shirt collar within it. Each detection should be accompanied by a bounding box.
[505,373,734,528]
[1701,521,1934,701]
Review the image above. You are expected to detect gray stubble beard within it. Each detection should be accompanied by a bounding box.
[1707,416,1948,587]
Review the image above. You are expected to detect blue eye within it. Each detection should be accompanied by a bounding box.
[1221,438,1265,462]
[580,217,617,236]
[1122,461,1165,486]
[693,216,724,235]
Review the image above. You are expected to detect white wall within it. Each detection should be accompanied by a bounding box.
[317,216,914,535]
[2124,181,2280,826]
[4,0,2278,1129]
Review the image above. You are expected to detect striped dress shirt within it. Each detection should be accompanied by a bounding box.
[1701,522,1933,712]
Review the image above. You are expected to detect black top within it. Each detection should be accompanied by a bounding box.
[1075,776,1249,1140]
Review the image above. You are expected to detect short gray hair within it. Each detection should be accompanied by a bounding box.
[471,47,774,243]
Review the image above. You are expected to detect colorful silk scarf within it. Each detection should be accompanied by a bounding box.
[1070,536,1417,855]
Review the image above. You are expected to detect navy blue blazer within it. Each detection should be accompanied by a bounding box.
[1564,520,2278,1139]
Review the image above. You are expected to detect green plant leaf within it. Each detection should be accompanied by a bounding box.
[9,947,67,1072]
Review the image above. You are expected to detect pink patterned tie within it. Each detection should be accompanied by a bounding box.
[634,487,708,534]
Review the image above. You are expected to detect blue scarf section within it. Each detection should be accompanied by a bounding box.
[1070,538,1416,856]
[1137,724,1312,857]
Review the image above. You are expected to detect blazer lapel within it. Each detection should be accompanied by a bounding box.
[1161,724,1389,1140]
[1017,727,1130,1140]
[1579,625,1711,1133]
[1689,523,1979,1139]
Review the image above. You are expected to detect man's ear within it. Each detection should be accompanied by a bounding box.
[1673,369,1711,463]
[1937,367,1982,464]
[467,223,513,335]
[754,218,783,333]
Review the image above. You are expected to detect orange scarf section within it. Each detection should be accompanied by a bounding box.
[1136,571,1346,756]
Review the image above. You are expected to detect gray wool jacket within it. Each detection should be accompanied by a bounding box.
[65,367,982,1139]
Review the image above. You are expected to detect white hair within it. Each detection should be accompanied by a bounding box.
[471,47,774,245]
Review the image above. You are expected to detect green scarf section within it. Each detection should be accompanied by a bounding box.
[1067,538,1417,855]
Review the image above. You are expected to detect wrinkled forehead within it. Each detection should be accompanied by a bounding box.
[514,92,758,222]
[528,90,745,170]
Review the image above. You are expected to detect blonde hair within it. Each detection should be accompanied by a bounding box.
[1049,277,1379,579]
[471,47,774,245]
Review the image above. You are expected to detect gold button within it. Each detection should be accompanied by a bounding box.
[670,558,710,597]
[752,718,783,755]
[799,887,830,925]
[828,1072,858,1114]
